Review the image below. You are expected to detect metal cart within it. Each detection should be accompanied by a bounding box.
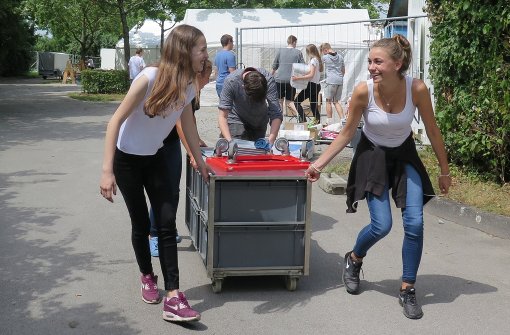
[185,147,312,293]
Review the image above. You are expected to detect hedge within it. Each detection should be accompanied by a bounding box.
[81,69,129,94]
[425,0,510,183]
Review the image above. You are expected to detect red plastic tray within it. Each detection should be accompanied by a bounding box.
[206,155,310,172]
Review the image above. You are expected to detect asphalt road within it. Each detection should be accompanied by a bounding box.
[1,78,509,335]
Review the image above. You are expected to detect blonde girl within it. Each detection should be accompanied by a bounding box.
[305,35,451,319]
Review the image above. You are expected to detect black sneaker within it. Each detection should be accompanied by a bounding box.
[342,251,363,294]
[399,287,424,319]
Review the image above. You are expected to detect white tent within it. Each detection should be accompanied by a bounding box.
[182,9,373,105]
[181,8,370,47]
[113,19,175,70]
[109,8,374,106]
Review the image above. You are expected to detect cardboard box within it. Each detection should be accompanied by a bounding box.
[280,122,318,140]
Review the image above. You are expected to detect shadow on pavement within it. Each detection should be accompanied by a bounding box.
[363,275,497,306]
[181,211,343,314]
[0,172,140,334]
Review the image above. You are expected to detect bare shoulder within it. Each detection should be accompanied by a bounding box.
[352,81,369,101]
[411,78,428,94]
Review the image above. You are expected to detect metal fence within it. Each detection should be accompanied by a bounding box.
[235,15,431,140]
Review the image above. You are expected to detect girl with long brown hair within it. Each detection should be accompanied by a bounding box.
[292,43,324,123]
[99,24,209,322]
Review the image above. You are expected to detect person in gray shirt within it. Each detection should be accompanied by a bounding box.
[320,42,346,123]
[218,67,282,144]
[271,35,304,117]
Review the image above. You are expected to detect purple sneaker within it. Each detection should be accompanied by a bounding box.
[140,273,161,304]
[162,292,201,322]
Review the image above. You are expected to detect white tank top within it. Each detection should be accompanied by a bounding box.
[362,76,415,148]
[117,67,195,155]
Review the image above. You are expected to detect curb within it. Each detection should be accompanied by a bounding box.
[318,173,347,195]
[425,197,510,240]
[319,173,510,240]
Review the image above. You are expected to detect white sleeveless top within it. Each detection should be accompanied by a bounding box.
[309,57,321,84]
[362,76,415,148]
[117,67,195,155]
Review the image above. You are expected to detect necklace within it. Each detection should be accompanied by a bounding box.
[378,86,394,107]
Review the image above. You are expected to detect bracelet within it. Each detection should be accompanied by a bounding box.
[310,163,322,173]
[439,173,450,177]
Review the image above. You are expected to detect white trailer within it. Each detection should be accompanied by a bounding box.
[38,52,70,79]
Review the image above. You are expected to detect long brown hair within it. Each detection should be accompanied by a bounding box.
[371,34,412,77]
[193,59,213,110]
[144,25,205,117]
[306,44,323,72]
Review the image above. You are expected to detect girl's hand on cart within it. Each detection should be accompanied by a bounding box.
[305,164,322,182]
[190,156,198,170]
[197,160,212,183]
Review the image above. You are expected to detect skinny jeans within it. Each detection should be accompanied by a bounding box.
[295,81,321,123]
[352,164,424,284]
[113,147,180,290]
[149,138,182,237]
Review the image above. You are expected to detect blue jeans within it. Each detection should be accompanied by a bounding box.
[352,164,424,284]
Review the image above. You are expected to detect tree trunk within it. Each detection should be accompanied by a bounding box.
[160,21,164,54]
[117,0,130,69]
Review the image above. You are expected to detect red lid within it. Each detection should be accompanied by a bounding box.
[206,155,310,172]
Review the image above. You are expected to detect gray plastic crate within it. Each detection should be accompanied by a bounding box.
[214,180,307,223]
[184,158,312,293]
[213,224,305,268]
[185,189,191,231]
[188,196,200,249]
[198,212,208,264]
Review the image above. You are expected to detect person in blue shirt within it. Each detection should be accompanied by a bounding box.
[214,34,236,97]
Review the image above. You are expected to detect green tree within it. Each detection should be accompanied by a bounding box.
[145,0,187,51]
[102,0,149,68]
[0,0,35,76]
[24,0,120,63]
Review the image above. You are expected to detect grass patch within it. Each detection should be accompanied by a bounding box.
[25,71,40,78]
[326,146,510,217]
[69,92,124,102]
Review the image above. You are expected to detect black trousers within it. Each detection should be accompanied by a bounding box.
[113,147,180,290]
[295,82,321,123]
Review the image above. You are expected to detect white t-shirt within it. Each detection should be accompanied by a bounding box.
[117,67,196,155]
[309,57,321,84]
[128,55,146,80]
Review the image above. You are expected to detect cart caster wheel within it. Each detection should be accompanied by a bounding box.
[285,276,299,291]
[212,279,223,293]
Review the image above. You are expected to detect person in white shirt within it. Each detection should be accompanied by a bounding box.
[128,48,146,81]
[99,25,209,323]
[291,44,323,123]
[305,34,451,320]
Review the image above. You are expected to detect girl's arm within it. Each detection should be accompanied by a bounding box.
[99,76,148,202]
[413,78,451,194]
[175,113,206,169]
[292,58,317,81]
[305,82,368,181]
[180,104,210,182]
